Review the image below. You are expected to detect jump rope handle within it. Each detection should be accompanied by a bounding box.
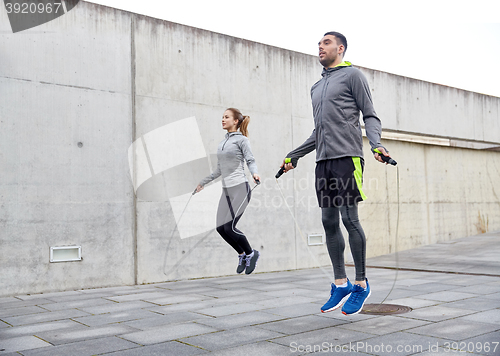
[373,148,397,166]
[276,157,298,179]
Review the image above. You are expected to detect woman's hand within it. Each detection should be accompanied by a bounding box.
[196,184,204,193]
[253,174,261,184]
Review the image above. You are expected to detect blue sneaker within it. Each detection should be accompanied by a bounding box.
[321,280,353,313]
[342,279,371,315]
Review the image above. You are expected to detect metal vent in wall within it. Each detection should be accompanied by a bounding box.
[308,233,324,246]
[50,246,82,262]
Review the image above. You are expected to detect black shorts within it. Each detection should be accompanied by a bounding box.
[315,157,367,208]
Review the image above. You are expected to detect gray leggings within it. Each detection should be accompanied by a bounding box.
[321,205,366,281]
[216,182,253,255]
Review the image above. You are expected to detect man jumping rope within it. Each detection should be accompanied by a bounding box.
[280,31,392,315]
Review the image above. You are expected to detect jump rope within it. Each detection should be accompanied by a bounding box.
[164,150,401,307]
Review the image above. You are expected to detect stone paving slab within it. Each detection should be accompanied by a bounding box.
[262,302,327,318]
[257,314,348,335]
[78,301,156,315]
[158,286,228,296]
[193,302,265,317]
[427,274,499,286]
[78,286,143,295]
[194,310,286,329]
[444,296,500,311]
[19,336,139,356]
[480,292,500,300]
[460,309,500,325]
[34,324,140,345]
[14,291,82,301]
[0,306,48,318]
[122,311,212,330]
[1,309,90,326]
[416,290,478,302]
[260,287,324,299]
[270,326,375,348]
[395,282,462,293]
[398,305,477,322]
[0,299,56,309]
[407,318,499,341]
[205,340,294,356]
[458,284,500,295]
[204,292,277,305]
[0,335,51,353]
[72,308,159,327]
[119,322,220,345]
[146,300,221,315]
[254,295,320,309]
[0,320,81,339]
[192,288,249,299]
[316,310,379,322]
[140,294,214,306]
[337,315,430,335]
[367,288,430,301]
[0,297,19,304]
[343,331,453,356]
[40,292,118,303]
[385,297,442,309]
[461,330,500,356]
[103,291,174,303]
[100,341,207,356]
[36,297,117,312]
[180,326,284,351]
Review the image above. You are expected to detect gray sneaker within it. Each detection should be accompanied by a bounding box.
[245,250,260,275]
[236,254,246,274]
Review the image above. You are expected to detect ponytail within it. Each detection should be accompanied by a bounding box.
[226,107,250,137]
[239,116,250,137]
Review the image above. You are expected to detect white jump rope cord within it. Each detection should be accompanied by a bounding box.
[378,165,400,305]
[162,190,195,276]
[275,179,335,282]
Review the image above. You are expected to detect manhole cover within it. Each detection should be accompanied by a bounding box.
[361,304,412,315]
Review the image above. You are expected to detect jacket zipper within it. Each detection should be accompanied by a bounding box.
[319,73,330,160]
[222,136,230,150]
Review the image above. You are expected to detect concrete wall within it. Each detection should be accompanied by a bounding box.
[0,3,136,296]
[1,1,499,296]
[366,70,500,144]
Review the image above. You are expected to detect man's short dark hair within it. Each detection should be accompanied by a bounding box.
[324,31,347,56]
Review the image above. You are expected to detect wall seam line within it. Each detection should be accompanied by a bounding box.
[131,14,138,286]
[289,54,298,270]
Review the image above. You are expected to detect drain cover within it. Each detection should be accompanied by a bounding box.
[361,304,412,315]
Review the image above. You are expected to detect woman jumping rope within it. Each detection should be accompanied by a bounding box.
[196,108,261,274]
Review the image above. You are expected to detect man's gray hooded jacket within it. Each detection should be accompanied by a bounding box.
[288,62,384,161]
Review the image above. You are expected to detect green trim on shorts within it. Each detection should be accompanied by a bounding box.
[352,157,367,201]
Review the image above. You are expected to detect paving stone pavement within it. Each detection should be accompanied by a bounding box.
[1,231,499,355]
